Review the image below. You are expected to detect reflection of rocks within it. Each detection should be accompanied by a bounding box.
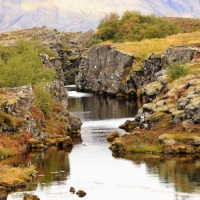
[32,147,70,184]
[68,94,137,121]
[124,154,200,194]
[0,186,7,200]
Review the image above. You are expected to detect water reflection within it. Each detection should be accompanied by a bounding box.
[7,89,200,200]
[125,154,200,195]
[33,147,70,186]
[68,93,137,121]
[2,147,70,187]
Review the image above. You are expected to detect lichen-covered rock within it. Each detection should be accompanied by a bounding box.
[28,138,46,149]
[67,116,82,138]
[107,131,119,143]
[166,44,200,64]
[56,136,73,148]
[0,85,36,134]
[75,45,134,95]
[109,138,127,157]
[141,53,165,85]
[159,134,200,154]
[142,81,164,103]
[46,81,68,108]
[0,85,34,115]
[119,120,139,132]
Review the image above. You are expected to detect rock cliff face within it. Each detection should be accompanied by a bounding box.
[75,45,134,95]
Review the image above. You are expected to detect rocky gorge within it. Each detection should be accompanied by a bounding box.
[0,26,200,199]
[73,34,200,157]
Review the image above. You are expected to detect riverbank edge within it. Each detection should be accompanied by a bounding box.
[0,82,83,198]
[104,43,200,157]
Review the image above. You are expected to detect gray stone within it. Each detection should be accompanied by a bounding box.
[75,45,134,95]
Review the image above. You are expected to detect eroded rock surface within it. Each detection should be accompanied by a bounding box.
[76,45,134,95]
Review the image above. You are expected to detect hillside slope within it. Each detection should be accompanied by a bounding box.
[1,0,200,32]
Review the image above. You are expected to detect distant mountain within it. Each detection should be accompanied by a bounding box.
[1,0,200,33]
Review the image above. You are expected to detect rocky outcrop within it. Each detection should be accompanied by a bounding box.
[76,45,134,95]
[125,44,200,103]
[126,74,200,131]
[75,44,199,99]
[165,44,200,63]
[46,81,68,108]
[0,81,82,151]
[110,44,200,156]
[0,85,36,134]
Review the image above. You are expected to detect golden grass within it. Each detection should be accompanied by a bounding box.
[187,62,200,75]
[0,165,36,186]
[104,31,200,60]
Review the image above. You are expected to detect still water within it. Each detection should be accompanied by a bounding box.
[8,87,200,200]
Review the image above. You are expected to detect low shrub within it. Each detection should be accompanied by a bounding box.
[167,62,188,81]
[0,40,56,88]
[97,10,180,42]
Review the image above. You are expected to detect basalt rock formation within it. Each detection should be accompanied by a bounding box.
[75,45,134,95]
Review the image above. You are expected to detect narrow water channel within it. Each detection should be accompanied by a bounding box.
[8,87,200,200]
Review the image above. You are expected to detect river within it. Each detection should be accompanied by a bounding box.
[8,86,200,200]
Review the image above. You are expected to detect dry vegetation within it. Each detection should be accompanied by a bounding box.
[165,17,200,33]
[0,165,36,187]
[104,31,200,60]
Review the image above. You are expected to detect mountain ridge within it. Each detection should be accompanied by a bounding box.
[0,0,200,33]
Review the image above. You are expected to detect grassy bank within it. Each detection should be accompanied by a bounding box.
[104,31,200,61]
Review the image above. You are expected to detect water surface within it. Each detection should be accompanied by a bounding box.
[7,88,200,200]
